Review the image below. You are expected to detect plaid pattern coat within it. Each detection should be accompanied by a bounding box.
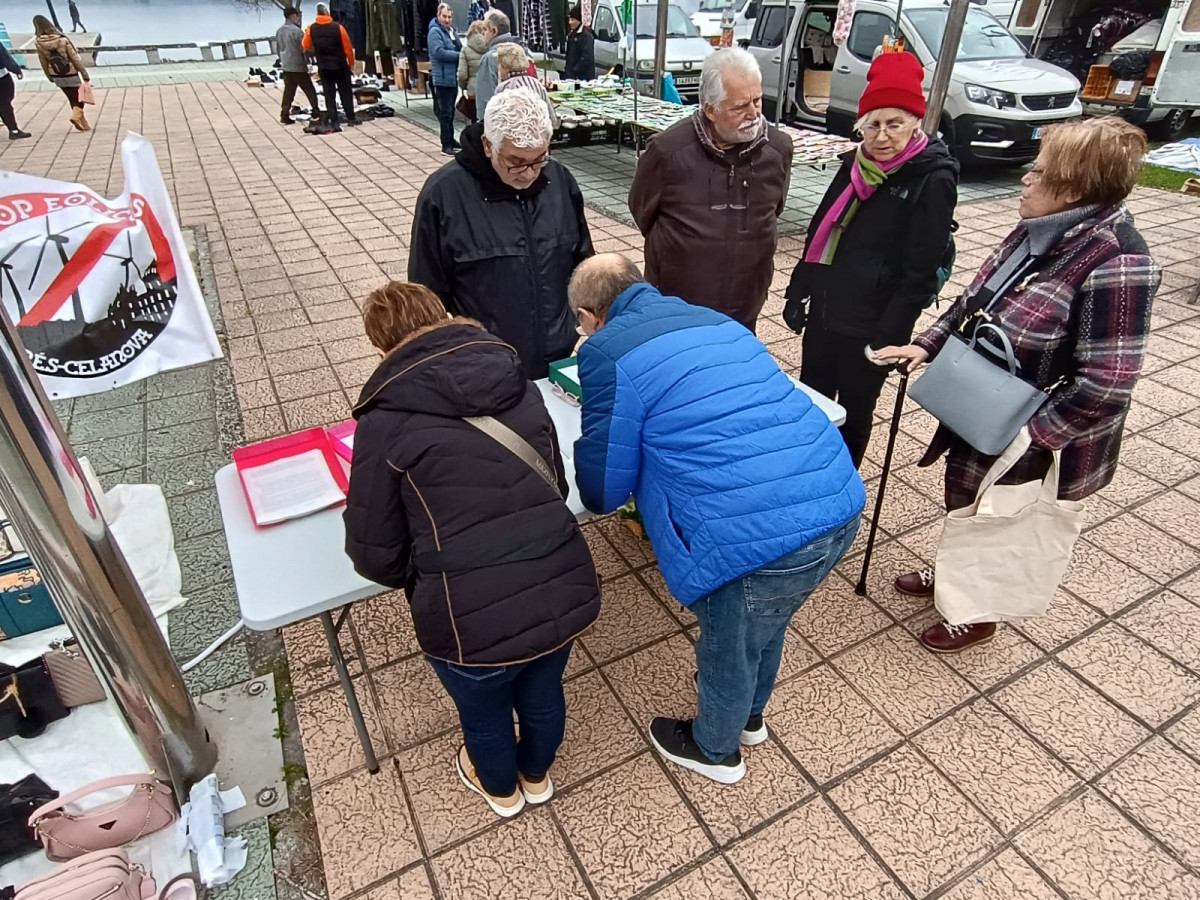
[913,204,1161,509]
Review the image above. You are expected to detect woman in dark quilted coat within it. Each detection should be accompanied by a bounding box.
[344,281,600,819]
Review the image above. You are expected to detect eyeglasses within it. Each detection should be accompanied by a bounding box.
[862,122,910,137]
[501,152,551,175]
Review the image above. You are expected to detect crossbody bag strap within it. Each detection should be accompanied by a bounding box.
[462,416,562,499]
[28,775,161,823]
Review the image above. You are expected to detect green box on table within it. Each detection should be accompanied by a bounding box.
[549,357,582,400]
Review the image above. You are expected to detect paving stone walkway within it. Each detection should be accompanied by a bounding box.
[5,77,1200,900]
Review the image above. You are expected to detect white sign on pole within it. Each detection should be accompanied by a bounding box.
[0,134,222,399]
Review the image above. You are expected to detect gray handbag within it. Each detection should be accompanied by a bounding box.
[908,321,1049,456]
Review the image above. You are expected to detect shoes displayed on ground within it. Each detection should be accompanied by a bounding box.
[518,773,553,804]
[8,130,31,140]
[649,717,746,784]
[919,620,997,653]
[895,567,935,597]
[455,745,525,818]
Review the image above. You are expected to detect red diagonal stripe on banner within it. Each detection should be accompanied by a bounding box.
[18,219,135,326]
[134,195,176,283]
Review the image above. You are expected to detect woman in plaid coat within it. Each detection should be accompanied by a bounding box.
[875,116,1161,654]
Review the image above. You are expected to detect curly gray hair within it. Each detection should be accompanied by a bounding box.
[484,87,553,149]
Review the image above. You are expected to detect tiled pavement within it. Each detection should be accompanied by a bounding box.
[6,78,1200,900]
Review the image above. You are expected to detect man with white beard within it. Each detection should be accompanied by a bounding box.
[628,48,793,333]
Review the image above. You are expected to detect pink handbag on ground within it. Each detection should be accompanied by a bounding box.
[15,848,156,900]
[28,775,178,862]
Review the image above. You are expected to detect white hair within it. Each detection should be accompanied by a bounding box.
[485,9,511,32]
[484,87,553,149]
[699,47,761,108]
[315,2,330,14]
[436,2,453,13]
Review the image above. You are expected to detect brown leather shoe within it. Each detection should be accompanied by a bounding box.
[920,621,997,653]
[895,568,935,597]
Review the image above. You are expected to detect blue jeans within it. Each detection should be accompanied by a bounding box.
[692,515,861,761]
[434,84,458,150]
[427,642,573,796]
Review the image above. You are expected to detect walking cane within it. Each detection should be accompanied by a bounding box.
[855,363,909,596]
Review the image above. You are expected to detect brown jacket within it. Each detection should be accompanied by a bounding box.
[35,33,86,81]
[628,114,793,331]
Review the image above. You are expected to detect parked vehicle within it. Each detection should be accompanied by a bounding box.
[589,0,715,98]
[692,0,760,45]
[1004,0,1198,139]
[747,0,1082,165]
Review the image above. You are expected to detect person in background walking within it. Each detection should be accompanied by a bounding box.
[875,117,1159,653]
[457,20,488,123]
[0,42,31,140]
[429,3,462,156]
[276,7,320,125]
[33,16,90,132]
[68,0,85,33]
[344,281,600,819]
[570,254,864,785]
[563,5,594,81]
[628,48,792,333]
[783,52,958,468]
[473,9,520,121]
[303,2,357,131]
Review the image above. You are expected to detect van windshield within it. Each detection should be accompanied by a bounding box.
[635,4,702,36]
[697,0,748,11]
[907,7,1027,60]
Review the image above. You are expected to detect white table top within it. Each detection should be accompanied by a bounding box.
[219,375,846,631]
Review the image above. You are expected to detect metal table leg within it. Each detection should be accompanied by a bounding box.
[320,609,379,774]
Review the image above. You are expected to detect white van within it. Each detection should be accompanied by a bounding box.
[747,0,1083,165]
[1005,0,1198,138]
[692,0,760,45]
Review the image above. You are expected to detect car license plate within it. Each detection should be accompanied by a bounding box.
[1032,126,1043,139]
[675,75,699,87]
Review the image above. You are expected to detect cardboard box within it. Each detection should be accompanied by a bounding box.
[1108,78,1142,102]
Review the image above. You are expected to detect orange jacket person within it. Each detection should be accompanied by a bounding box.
[302,3,357,131]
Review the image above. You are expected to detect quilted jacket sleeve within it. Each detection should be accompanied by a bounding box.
[343,416,412,590]
[574,339,644,515]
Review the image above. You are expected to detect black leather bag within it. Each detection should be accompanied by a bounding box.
[0,658,69,741]
[0,775,57,866]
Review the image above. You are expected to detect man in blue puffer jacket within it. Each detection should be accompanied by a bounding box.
[428,3,463,155]
[572,254,865,785]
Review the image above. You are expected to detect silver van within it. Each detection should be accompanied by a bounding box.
[747,0,1082,164]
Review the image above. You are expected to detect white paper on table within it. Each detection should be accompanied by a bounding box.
[240,449,345,526]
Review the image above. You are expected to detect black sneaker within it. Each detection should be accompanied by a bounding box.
[692,672,768,746]
[649,717,745,784]
[8,130,31,140]
[441,146,458,156]
[345,118,360,127]
[281,117,295,125]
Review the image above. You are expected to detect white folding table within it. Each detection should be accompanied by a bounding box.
[215,377,845,772]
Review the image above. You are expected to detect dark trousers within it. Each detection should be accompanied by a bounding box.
[426,642,573,797]
[800,325,890,468]
[71,15,85,31]
[433,84,458,150]
[60,85,82,110]
[280,71,320,119]
[318,67,354,125]
[0,76,17,133]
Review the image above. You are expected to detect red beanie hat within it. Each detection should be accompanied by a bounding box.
[858,52,927,119]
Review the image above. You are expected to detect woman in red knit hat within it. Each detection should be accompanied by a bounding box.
[782,51,959,468]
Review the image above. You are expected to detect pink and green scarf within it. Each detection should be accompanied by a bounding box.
[804,132,929,265]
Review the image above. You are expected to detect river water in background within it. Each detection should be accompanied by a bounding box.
[2,0,283,63]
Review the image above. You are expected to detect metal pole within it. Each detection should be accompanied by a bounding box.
[45,0,63,31]
[922,0,970,136]
[773,0,792,126]
[653,0,669,99]
[0,307,216,794]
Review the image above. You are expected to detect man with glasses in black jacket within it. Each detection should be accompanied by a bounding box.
[408,88,593,380]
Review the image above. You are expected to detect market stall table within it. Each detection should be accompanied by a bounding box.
[215,378,845,773]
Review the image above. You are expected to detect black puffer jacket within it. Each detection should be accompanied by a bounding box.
[408,124,593,380]
[343,320,601,666]
[785,138,960,349]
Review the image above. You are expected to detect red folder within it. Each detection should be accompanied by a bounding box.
[232,428,349,527]
[327,420,356,462]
